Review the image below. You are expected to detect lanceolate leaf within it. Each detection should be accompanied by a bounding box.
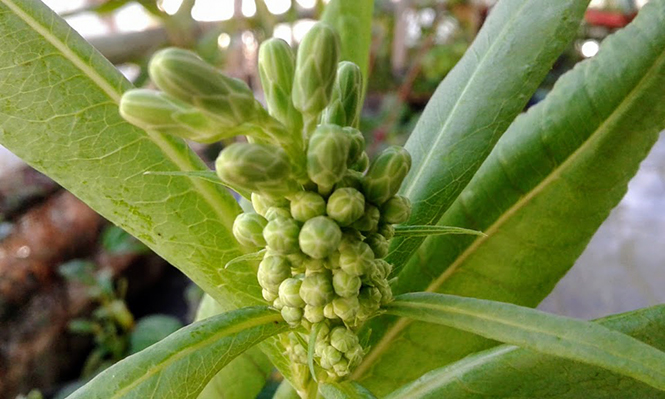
[387,0,590,273]
[384,293,665,392]
[393,225,485,238]
[69,307,287,399]
[144,170,252,200]
[385,305,665,399]
[356,1,665,393]
[319,382,378,399]
[195,296,274,399]
[0,0,295,388]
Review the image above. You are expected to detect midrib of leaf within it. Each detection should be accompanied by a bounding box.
[111,312,282,398]
[0,0,238,232]
[401,1,528,204]
[354,38,665,381]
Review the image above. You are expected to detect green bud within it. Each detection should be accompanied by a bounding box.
[339,242,374,276]
[303,256,327,273]
[332,269,362,298]
[363,146,412,205]
[300,272,335,306]
[279,278,305,308]
[257,255,291,291]
[321,345,343,370]
[332,358,350,377]
[327,251,341,270]
[262,289,278,302]
[335,170,364,192]
[324,302,338,320]
[326,188,365,226]
[342,127,365,166]
[251,193,289,217]
[330,326,359,353]
[215,143,299,196]
[378,223,395,240]
[272,297,284,310]
[374,259,393,279]
[290,191,326,222]
[232,212,268,247]
[381,195,412,224]
[365,233,389,259]
[120,89,225,143]
[292,23,340,116]
[264,217,301,254]
[258,38,303,132]
[149,48,257,126]
[299,216,342,259]
[304,304,325,323]
[373,277,393,304]
[332,296,359,322]
[315,340,328,358]
[352,204,380,233]
[321,61,363,128]
[281,306,303,327]
[307,125,350,192]
[265,206,292,221]
[350,152,369,173]
[287,251,307,273]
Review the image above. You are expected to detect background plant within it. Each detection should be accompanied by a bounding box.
[0,0,663,398]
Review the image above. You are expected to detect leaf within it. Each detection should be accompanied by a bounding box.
[383,293,665,392]
[129,315,183,354]
[393,225,485,238]
[387,0,590,274]
[68,306,287,399]
[308,323,322,382]
[385,305,665,399]
[225,249,266,270]
[143,171,251,201]
[195,295,274,399]
[319,382,377,399]
[321,0,374,98]
[356,1,665,393]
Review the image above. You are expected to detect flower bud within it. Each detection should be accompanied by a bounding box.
[299,216,342,259]
[257,255,291,291]
[120,89,225,143]
[339,242,374,276]
[335,170,364,191]
[380,195,412,224]
[373,277,393,304]
[265,206,292,221]
[374,259,393,279]
[258,38,302,132]
[352,204,380,233]
[363,146,412,205]
[251,193,289,217]
[300,272,335,306]
[324,302,338,320]
[262,289,278,302]
[272,297,284,310]
[365,233,389,259]
[279,278,306,308]
[287,251,307,273]
[332,269,362,298]
[215,143,299,196]
[290,191,326,222]
[326,188,365,227]
[149,48,257,126]
[303,257,327,273]
[332,358,350,377]
[377,223,395,240]
[281,306,303,327]
[321,345,343,370]
[292,23,340,116]
[321,61,363,128]
[330,326,359,353]
[232,212,268,247]
[350,152,369,173]
[263,217,301,254]
[304,304,325,323]
[343,127,365,166]
[333,296,359,322]
[307,125,350,192]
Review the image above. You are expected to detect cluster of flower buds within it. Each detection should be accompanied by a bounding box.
[119,21,412,381]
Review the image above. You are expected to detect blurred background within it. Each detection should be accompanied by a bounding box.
[1,0,662,398]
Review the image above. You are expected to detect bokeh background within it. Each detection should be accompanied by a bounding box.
[1,1,662,398]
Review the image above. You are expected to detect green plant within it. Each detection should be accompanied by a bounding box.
[0,0,664,398]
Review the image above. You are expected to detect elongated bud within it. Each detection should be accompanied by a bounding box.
[299,216,342,259]
[363,146,412,205]
[343,127,365,166]
[326,188,365,227]
[120,89,223,143]
[149,48,257,126]
[263,217,301,254]
[380,195,412,224]
[350,152,369,173]
[321,61,363,128]
[232,212,268,247]
[290,191,326,222]
[215,142,300,196]
[292,23,340,116]
[300,272,335,306]
[258,38,303,132]
[307,125,350,192]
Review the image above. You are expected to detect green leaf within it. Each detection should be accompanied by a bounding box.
[387,0,590,273]
[143,170,251,200]
[384,293,665,392]
[356,1,665,393]
[321,0,374,99]
[393,225,485,238]
[0,0,297,389]
[195,295,274,399]
[68,306,287,399]
[319,382,377,399]
[129,315,183,354]
[385,305,665,399]
[225,249,266,270]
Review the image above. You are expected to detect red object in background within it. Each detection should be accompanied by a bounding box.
[585,9,636,28]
